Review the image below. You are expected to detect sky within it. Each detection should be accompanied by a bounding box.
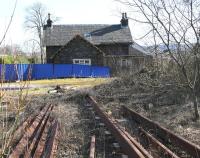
[0,0,148,52]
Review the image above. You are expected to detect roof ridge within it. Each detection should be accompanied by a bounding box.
[53,24,120,26]
[43,24,133,46]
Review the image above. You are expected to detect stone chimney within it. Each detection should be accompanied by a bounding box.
[46,13,52,27]
[120,12,128,28]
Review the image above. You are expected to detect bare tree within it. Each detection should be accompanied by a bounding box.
[0,0,17,46]
[24,2,47,64]
[116,0,200,119]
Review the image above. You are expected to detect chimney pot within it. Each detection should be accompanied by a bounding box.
[125,13,127,19]
[46,13,52,28]
[121,12,128,28]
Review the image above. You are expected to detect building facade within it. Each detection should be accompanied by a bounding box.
[43,13,152,75]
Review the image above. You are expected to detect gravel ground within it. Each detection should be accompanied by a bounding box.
[1,75,199,157]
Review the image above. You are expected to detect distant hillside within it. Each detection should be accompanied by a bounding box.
[145,43,192,54]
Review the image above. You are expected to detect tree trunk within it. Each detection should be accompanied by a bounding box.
[40,52,43,64]
[40,42,44,64]
[192,94,199,120]
[39,32,44,64]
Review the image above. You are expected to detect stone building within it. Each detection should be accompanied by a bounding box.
[43,13,152,75]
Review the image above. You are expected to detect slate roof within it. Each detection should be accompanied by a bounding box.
[129,43,150,56]
[51,35,105,60]
[43,24,133,46]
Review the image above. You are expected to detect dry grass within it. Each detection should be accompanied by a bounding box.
[24,78,111,87]
[2,78,112,97]
[21,91,94,157]
[94,76,200,147]
[0,80,31,156]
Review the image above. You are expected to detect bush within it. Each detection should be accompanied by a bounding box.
[0,55,30,64]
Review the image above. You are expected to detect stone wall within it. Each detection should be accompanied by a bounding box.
[98,44,129,55]
[47,38,104,66]
[46,46,60,63]
[104,55,153,75]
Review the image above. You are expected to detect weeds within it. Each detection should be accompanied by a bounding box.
[0,64,31,157]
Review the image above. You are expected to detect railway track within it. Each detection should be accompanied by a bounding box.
[122,105,200,158]
[6,95,200,158]
[8,104,59,158]
[85,95,200,158]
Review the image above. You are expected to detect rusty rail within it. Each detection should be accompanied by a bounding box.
[138,127,179,158]
[86,95,153,158]
[8,104,59,158]
[42,119,60,158]
[89,135,96,158]
[122,105,200,158]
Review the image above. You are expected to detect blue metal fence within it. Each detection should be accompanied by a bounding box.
[0,64,110,81]
[52,64,73,78]
[32,64,54,80]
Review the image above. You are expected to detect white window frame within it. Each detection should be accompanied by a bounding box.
[73,59,91,65]
[121,59,128,67]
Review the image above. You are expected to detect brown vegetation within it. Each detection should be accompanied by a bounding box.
[93,70,200,146]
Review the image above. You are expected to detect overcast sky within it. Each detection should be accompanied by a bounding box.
[0,0,149,51]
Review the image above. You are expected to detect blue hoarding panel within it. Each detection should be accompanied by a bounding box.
[72,64,91,77]
[91,66,110,77]
[16,64,31,80]
[32,64,54,79]
[23,64,32,80]
[0,64,110,81]
[16,64,24,80]
[0,64,32,81]
[53,64,73,78]
[5,64,17,81]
